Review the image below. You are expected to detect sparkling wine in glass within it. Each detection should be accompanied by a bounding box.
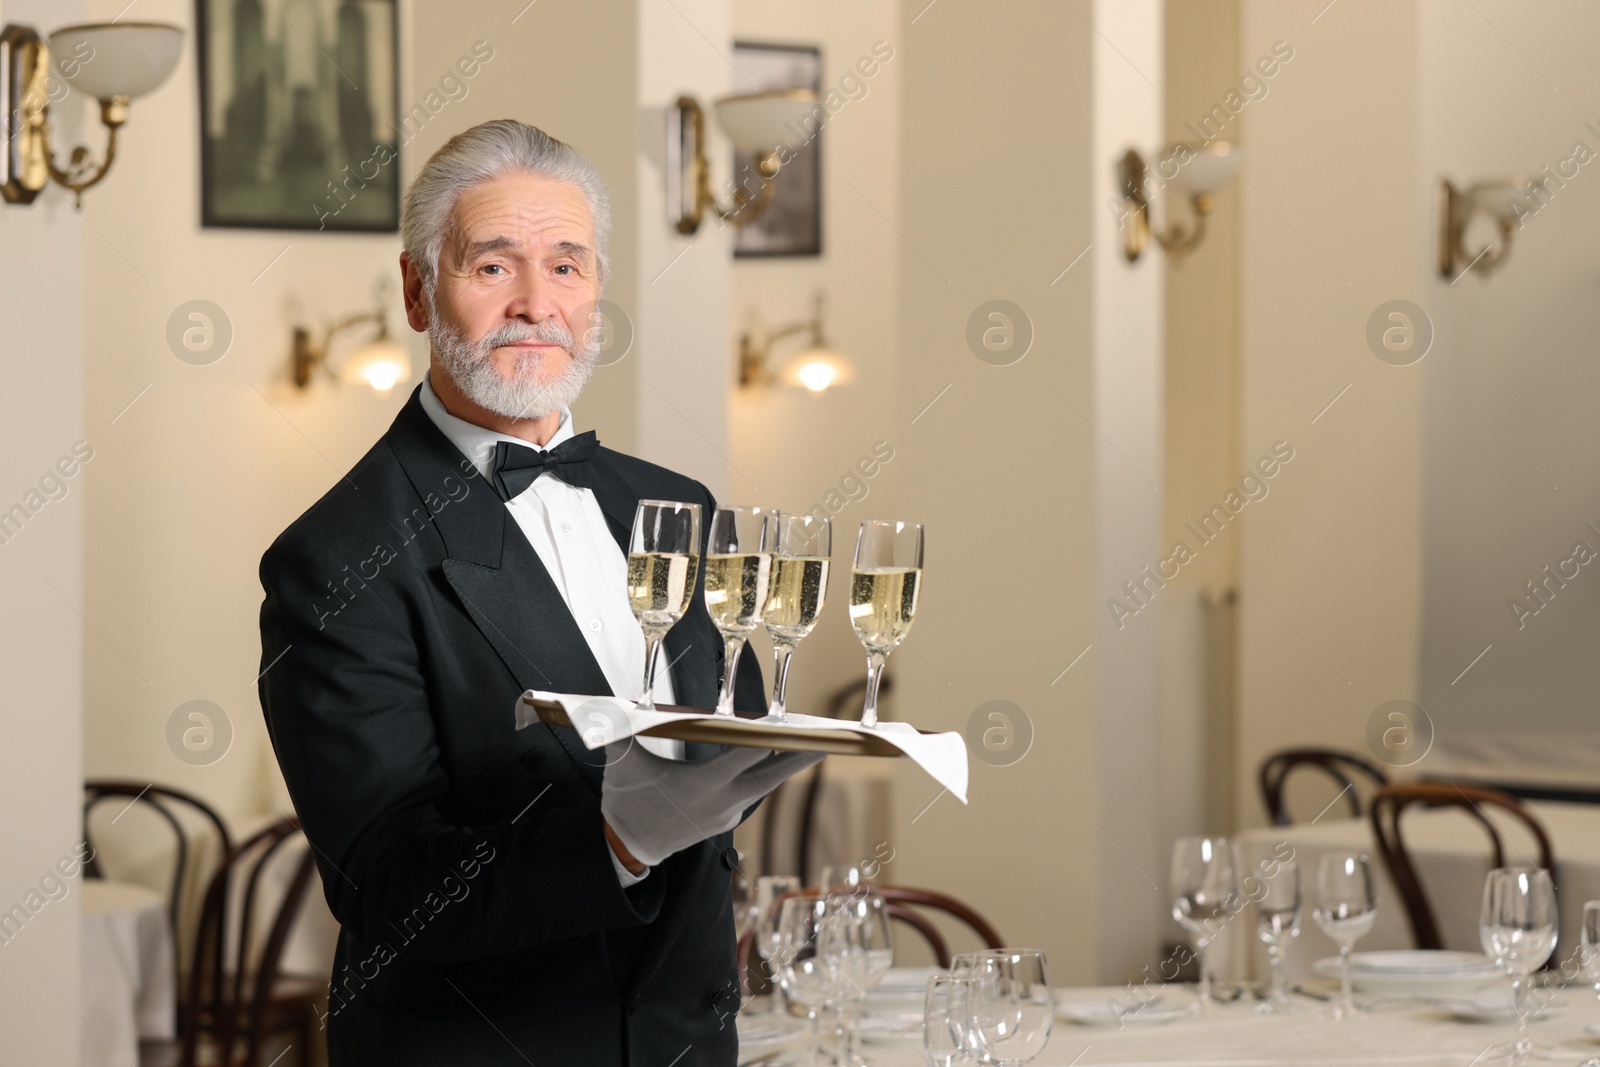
[1480,867,1558,1065]
[1170,836,1239,1012]
[849,519,923,728]
[1312,851,1377,1020]
[1254,859,1302,1014]
[626,500,700,712]
[704,506,777,716]
[966,949,1053,1067]
[764,514,831,722]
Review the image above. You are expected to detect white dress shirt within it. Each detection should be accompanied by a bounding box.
[419,374,680,884]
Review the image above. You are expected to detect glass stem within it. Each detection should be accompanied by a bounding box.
[769,641,796,721]
[1338,943,1354,1016]
[1268,944,1287,1004]
[860,650,888,728]
[807,1008,820,1065]
[1511,974,1529,1061]
[1196,942,1213,1010]
[715,634,745,715]
[833,1004,850,1067]
[639,633,665,711]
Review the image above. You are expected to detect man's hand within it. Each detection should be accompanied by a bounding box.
[603,819,647,875]
[600,742,823,869]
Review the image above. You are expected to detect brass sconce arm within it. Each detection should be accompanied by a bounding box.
[1438,178,1525,280]
[738,317,815,387]
[1119,148,1215,263]
[673,95,782,235]
[292,311,387,388]
[42,96,128,208]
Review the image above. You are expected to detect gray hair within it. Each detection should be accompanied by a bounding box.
[401,119,612,291]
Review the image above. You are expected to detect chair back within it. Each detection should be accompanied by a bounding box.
[1368,782,1556,951]
[182,817,317,1067]
[1259,748,1389,826]
[83,780,233,939]
[878,885,1005,961]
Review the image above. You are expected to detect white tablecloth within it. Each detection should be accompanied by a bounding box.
[749,982,1600,1066]
[1229,801,1600,985]
[80,880,175,1067]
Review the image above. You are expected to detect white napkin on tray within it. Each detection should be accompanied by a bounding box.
[518,690,969,803]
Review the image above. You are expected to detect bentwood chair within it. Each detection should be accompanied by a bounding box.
[140,817,323,1067]
[1258,747,1389,826]
[1368,782,1556,955]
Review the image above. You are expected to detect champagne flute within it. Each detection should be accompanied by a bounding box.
[704,506,777,716]
[1312,851,1377,1020]
[849,519,923,728]
[1170,836,1238,1012]
[765,514,831,722]
[1480,867,1558,1065]
[966,949,1053,1067]
[925,973,978,1067]
[1254,859,1302,1014]
[626,500,700,712]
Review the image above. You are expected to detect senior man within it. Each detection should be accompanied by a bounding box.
[258,119,818,1066]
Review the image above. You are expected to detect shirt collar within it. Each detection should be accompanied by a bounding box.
[418,371,575,481]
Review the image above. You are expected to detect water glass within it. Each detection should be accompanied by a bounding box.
[925,973,977,1067]
[1170,836,1238,1011]
[1312,851,1377,1019]
[1480,867,1557,1065]
[1254,858,1301,1013]
[966,949,1052,1066]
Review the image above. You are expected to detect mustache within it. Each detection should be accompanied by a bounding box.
[479,318,575,355]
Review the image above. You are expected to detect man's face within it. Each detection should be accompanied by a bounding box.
[407,171,603,420]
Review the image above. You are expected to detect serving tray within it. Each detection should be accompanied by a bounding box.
[521,695,911,757]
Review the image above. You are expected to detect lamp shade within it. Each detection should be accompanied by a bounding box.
[48,22,184,101]
[339,338,412,393]
[713,89,818,155]
[1170,141,1242,196]
[779,345,855,394]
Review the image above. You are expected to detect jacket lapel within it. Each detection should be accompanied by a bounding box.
[387,391,614,787]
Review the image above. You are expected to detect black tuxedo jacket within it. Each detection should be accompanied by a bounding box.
[258,385,766,1066]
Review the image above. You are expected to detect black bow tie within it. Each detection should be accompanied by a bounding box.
[490,431,601,501]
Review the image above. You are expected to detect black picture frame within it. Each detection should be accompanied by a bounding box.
[196,0,400,232]
[731,41,822,258]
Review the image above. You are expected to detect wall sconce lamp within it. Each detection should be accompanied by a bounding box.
[1118,141,1242,263]
[1,21,184,207]
[291,288,412,393]
[668,88,816,235]
[738,292,854,394]
[1438,178,1526,280]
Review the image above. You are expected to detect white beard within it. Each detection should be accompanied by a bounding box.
[427,294,599,421]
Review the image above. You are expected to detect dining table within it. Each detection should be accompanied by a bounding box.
[737,967,1600,1066]
[80,879,175,1067]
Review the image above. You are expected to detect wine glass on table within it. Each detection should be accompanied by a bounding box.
[775,892,850,1066]
[752,874,802,1013]
[830,890,893,1066]
[966,949,1053,1067]
[1479,867,1558,1065]
[849,519,923,728]
[1170,836,1239,1013]
[626,500,700,712]
[1254,858,1302,1014]
[925,973,978,1067]
[1583,900,1600,1001]
[764,514,831,722]
[1312,851,1377,1020]
[704,506,777,716]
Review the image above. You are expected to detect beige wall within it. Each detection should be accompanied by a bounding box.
[725,1,904,834]
[1234,0,1424,824]
[889,0,1168,985]
[0,0,87,1053]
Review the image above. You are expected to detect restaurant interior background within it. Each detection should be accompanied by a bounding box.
[4,0,1599,1058]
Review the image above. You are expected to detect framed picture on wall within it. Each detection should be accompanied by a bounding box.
[731,42,822,258]
[196,0,400,232]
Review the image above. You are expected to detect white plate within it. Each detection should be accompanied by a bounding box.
[1344,951,1494,974]
[1433,996,1569,1024]
[1057,998,1191,1026]
[1312,956,1502,998]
